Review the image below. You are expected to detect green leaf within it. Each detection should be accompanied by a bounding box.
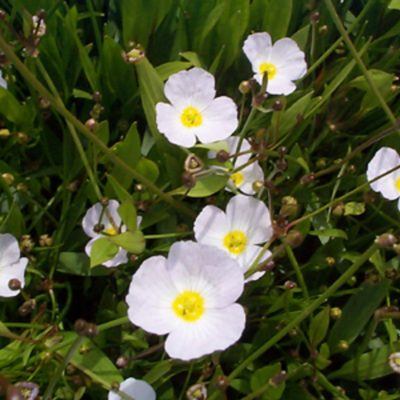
[308,307,330,347]
[118,200,138,231]
[143,360,173,384]
[330,342,400,380]
[328,280,389,350]
[156,61,192,81]
[171,174,228,198]
[388,0,400,10]
[106,174,132,203]
[58,332,123,384]
[136,158,160,183]
[179,51,202,67]
[108,231,146,254]
[250,363,285,399]
[135,57,165,139]
[344,202,366,216]
[262,0,292,40]
[0,87,29,125]
[58,252,111,276]
[90,237,119,268]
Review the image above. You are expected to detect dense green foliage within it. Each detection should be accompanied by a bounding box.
[0,0,400,399]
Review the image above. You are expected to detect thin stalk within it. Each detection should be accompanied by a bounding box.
[0,33,195,218]
[284,243,309,299]
[208,244,378,397]
[43,335,85,400]
[324,0,399,132]
[97,316,130,332]
[144,231,192,239]
[234,107,257,164]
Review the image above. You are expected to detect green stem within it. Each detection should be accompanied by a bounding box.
[209,244,377,397]
[144,231,192,239]
[234,107,257,164]
[97,316,130,332]
[43,335,85,400]
[324,0,399,132]
[0,33,195,218]
[284,243,309,299]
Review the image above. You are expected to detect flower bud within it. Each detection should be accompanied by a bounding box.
[16,132,30,145]
[338,340,349,352]
[310,11,320,23]
[0,128,10,138]
[330,307,342,320]
[16,183,28,192]
[122,47,145,64]
[238,80,251,94]
[284,280,297,290]
[116,356,129,369]
[74,319,88,336]
[20,235,34,252]
[284,230,304,249]
[84,323,99,338]
[332,202,344,217]
[186,383,207,400]
[280,196,298,218]
[8,279,21,291]
[300,173,315,185]
[85,118,97,131]
[92,91,102,103]
[269,371,287,387]
[272,100,283,111]
[1,172,14,185]
[215,375,229,390]
[182,171,196,189]
[216,149,229,163]
[276,158,288,171]
[252,93,267,107]
[252,180,264,193]
[326,256,335,267]
[375,233,397,249]
[135,183,144,192]
[319,25,328,34]
[389,352,400,373]
[18,299,36,317]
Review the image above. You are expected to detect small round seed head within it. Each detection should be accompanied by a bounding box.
[284,280,297,290]
[238,80,251,94]
[330,307,342,319]
[8,278,21,291]
[375,233,397,249]
[272,100,283,111]
[116,356,129,369]
[182,171,196,189]
[1,172,14,185]
[0,128,10,138]
[216,149,229,163]
[326,256,336,266]
[284,230,304,249]
[16,132,30,145]
[85,118,97,131]
[215,375,229,390]
[338,340,349,352]
[310,11,320,23]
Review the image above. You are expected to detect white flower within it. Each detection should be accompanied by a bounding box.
[0,71,7,89]
[0,233,28,298]
[194,194,273,280]
[82,200,141,268]
[108,378,155,400]
[389,352,400,374]
[32,15,46,37]
[156,68,238,148]
[243,32,307,95]
[126,241,245,361]
[366,147,400,210]
[209,136,264,195]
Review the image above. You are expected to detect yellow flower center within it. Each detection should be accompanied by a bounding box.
[230,172,244,187]
[103,226,118,236]
[223,230,247,255]
[172,291,205,322]
[181,106,203,128]
[395,177,400,193]
[259,62,277,80]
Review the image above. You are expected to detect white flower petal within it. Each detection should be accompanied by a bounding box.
[194,97,238,144]
[0,71,7,89]
[85,238,127,268]
[234,162,264,195]
[194,205,229,248]
[243,32,272,66]
[165,304,245,361]
[226,195,273,244]
[108,378,156,400]
[167,241,244,308]
[208,136,251,165]
[237,245,272,282]
[271,38,307,79]
[126,256,178,335]
[164,67,216,109]
[0,258,28,298]
[367,147,400,200]
[156,102,197,148]
[266,76,297,95]
[0,233,20,268]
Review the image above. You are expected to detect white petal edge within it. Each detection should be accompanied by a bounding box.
[0,258,28,298]
[243,32,272,66]
[108,378,156,400]
[0,233,21,268]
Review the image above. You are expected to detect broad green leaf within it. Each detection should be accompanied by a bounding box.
[90,237,119,267]
[292,24,310,51]
[135,57,165,139]
[58,332,123,384]
[328,281,389,350]
[330,342,400,380]
[118,200,138,231]
[0,87,29,125]
[308,307,330,347]
[179,51,203,67]
[0,201,25,237]
[143,360,173,384]
[156,61,192,81]
[106,174,132,203]
[250,363,285,399]
[58,252,111,276]
[388,0,400,10]
[171,174,228,198]
[262,0,292,40]
[344,202,366,216]
[109,231,145,254]
[136,158,160,182]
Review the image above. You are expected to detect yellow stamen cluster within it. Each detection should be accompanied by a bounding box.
[172,291,205,322]
[223,230,247,255]
[181,106,203,128]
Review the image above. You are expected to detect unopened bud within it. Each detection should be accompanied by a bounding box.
[284,280,297,290]
[16,183,28,192]
[272,100,283,111]
[123,47,145,64]
[85,323,99,337]
[135,183,144,192]
[238,80,251,94]
[38,96,51,109]
[280,196,298,218]
[332,202,345,217]
[330,307,342,319]
[252,180,264,193]
[300,173,315,185]
[215,375,229,390]
[184,154,203,173]
[216,149,229,163]
[85,118,97,131]
[16,132,30,145]
[393,244,400,255]
[316,158,327,169]
[1,172,14,185]
[67,180,80,192]
[276,158,288,171]
[186,383,207,400]
[116,356,129,369]
[284,230,304,249]
[18,299,36,317]
[0,10,7,20]
[326,256,335,266]
[310,11,320,23]
[8,278,21,291]
[389,352,400,374]
[92,91,102,103]
[0,128,10,138]
[347,276,357,286]
[338,340,349,352]
[182,171,196,189]
[319,25,328,34]
[39,234,53,247]
[74,319,87,335]
[93,223,104,233]
[269,371,287,387]
[252,93,267,107]
[20,235,34,252]
[375,233,397,249]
